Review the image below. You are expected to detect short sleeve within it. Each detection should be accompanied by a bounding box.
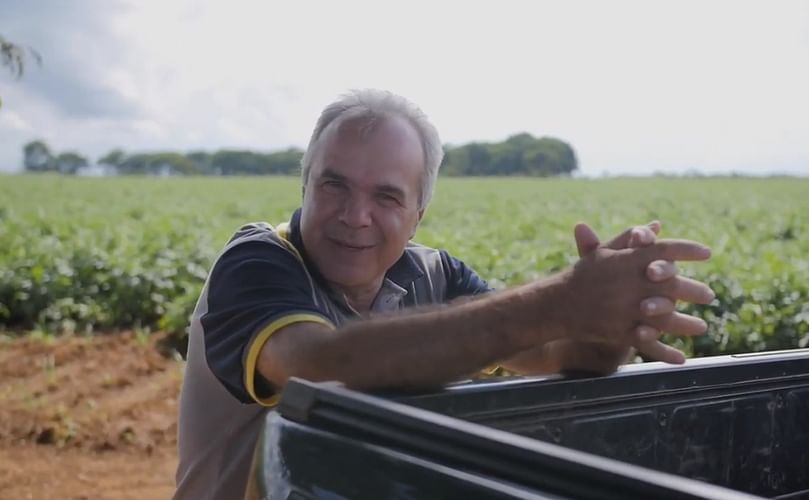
[439,250,494,301]
[201,239,334,406]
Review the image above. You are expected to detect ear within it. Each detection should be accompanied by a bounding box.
[410,209,425,240]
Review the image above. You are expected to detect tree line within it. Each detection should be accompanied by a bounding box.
[6,33,576,177]
[442,133,577,177]
[21,133,577,177]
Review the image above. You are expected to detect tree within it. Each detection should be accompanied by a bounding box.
[1,34,41,110]
[23,140,55,172]
[99,149,125,168]
[267,148,304,175]
[116,152,199,175]
[529,137,578,176]
[440,133,577,177]
[187,151,214,174]
[54,152,89,175]
[98,149,126,174]
[489,141,524,175]
[466,143,493,175]
[148,152,198,175]
[0,35,41,79]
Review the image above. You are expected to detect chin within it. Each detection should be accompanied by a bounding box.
[322,268,376,289]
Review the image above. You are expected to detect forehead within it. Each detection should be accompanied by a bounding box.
[312,115,425,188]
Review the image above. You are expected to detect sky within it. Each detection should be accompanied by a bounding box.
[1,0,808,176]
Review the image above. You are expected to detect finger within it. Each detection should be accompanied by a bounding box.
[665,276,715,304]
[634,324,660,343]
[631,326,686,364]
[644,312,708,337]
[577,342,633,374]
[606,221,662,250]
[640,297,676,317]
[635,339,686,364]
[574,223,601,257]
[557,341,631,375]
[647,240,712,262]
[646,260,677,282]
[628,225,657,248]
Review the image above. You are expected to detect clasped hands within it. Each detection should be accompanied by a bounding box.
[512,221,714,375]
[575,220,714,363]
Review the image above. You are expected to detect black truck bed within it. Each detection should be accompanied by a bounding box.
[250,349,809,499]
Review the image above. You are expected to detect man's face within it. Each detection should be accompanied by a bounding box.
[300,116,425,293]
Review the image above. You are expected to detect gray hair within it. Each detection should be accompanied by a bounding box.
[300,89,444,210]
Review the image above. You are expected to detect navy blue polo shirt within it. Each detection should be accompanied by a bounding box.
[174,209,491,500]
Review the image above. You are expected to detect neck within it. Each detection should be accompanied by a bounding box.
[330,278,385,315]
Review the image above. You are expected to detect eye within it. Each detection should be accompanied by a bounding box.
[376,193,401,206]
[322,180,345,192]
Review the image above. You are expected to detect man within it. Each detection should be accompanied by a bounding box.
[174,89,714,499]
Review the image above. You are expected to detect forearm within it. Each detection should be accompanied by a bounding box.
[500,344,561,375]
[259,275,569,391]
[502,340,635,376]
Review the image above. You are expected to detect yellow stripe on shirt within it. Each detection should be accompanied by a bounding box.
[244,313,336,406]
[274,222,305,262]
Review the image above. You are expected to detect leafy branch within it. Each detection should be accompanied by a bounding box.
[1,34,42,79]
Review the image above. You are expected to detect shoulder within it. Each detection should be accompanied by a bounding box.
[196,222,330,406]
[224,222,287,251]
[403,243,492,301]
[206,222,312,303]
[214,221,302,265]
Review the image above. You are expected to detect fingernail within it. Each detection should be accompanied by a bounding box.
[644,301,657,314]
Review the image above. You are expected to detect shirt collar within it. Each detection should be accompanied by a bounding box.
[288,208,424,289]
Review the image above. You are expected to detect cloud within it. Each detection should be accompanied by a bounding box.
[0,0,807,174]
[1,1,141,120]
[1,110,32,132]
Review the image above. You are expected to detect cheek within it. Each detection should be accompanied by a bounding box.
[306,192,339,219]
[403,209,421,234]
[379,211,419,244]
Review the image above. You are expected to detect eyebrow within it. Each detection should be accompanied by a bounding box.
[320,168,349,183]
[321,168,406,200]
[376,184,406,200]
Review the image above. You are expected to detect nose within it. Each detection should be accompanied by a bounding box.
[338,194,372,228]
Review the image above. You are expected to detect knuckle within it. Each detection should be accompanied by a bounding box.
[647,278,676,298]
[642,315,665,331]
[666,277,683,296]
[660,297,676,313]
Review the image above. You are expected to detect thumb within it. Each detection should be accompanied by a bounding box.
[574,223,601,257]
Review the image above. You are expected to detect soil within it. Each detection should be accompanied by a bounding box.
[0,332,183,500]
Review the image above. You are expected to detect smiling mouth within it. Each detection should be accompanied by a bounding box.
[329,238,374,251]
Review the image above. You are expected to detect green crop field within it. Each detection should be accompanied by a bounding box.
[1,175,808,357]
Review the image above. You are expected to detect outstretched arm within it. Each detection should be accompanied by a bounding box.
[257,231,713,393]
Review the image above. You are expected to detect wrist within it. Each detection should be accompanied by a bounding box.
[505,270,572,348]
